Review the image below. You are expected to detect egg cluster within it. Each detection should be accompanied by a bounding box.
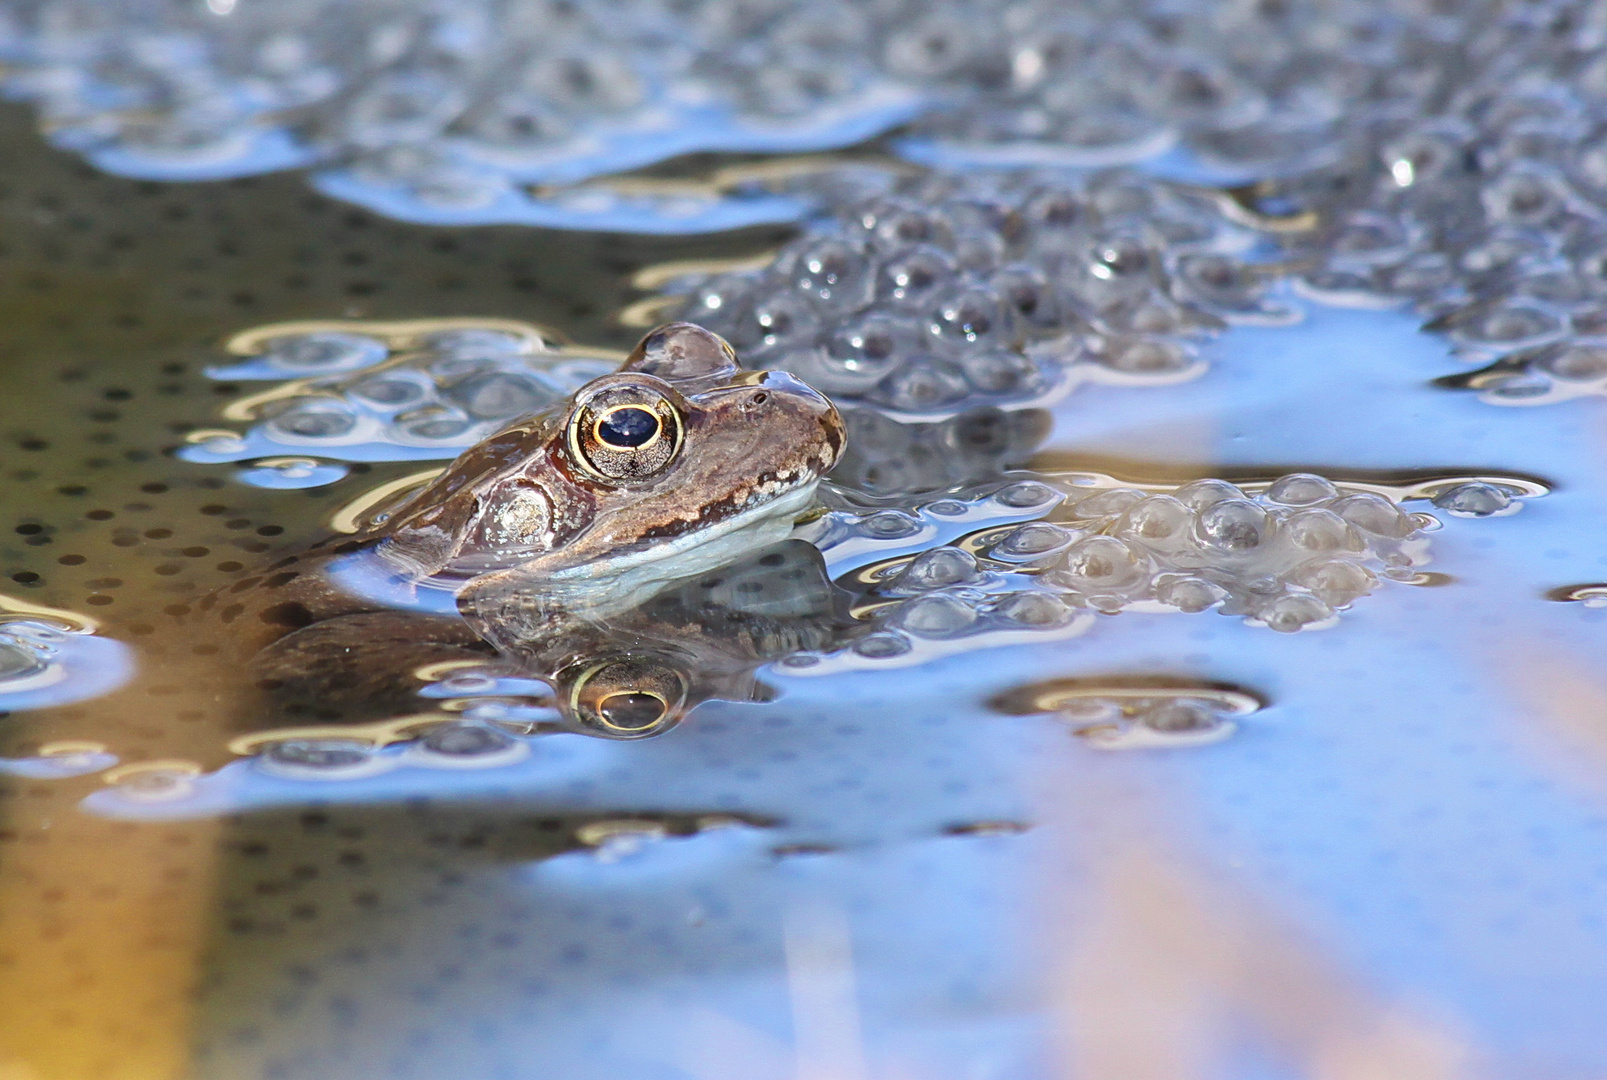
[179,323,615,475]
[669,171,1289,418]
[1253,6,1607,405]
[0,0,1485,229]
[791,472,1538,670]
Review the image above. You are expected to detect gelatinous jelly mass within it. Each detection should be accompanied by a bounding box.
[0,0,1569,233]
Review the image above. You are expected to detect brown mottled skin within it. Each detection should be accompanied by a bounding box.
[193,324,848,733]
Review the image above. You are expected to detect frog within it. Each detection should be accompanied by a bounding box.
[187,322,848,741]
[365,320,844,609]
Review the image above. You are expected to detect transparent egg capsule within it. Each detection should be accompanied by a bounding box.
[1534,341,1607,381]
[1256,593,1335,633]
[871,356,972,413]
[1193,498,1272,554]
[1431,482,1516,518]
[1115,495,1193,543]
[852,631,914,660]
[993,522,1077,560]
[1265,473,1340,506]
[1173,478,1245,512]
[877,245,960,309]
[889,548,984,593]
[266,402,360,441]
[819,313,917,392]
[930,283,1009,348]
[791,235,874,308]
[992,481,1060,509]
[260,332,387,374]
[896,594,981,638]
[991,590,1074,627]
[444,370,557,420]
[1054,535,1150,594]
[1287,558,1377,607]
[1329,492,1415,539]
[1154,574,1227,613]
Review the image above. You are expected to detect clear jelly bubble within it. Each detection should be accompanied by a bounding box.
[891,548,984,592]
[1115,495,1193,542]
[422,722,517,757]
[1432,482,1515,518]
[1069,488,1145,520]
[1288,559,1377,607]
[1154,575,1227,613]
[993,481,1059,509]
[852,631,914,659]
[445,370,558,420]
[1056,536,1149,593]
[0,639,47,684]
[1265,473,1341,506]
[260,332,388,374]
[1193,499,1270,553]
[1536,343,1607,381]
[235,457,350,490]
[991,591,1072,627]
[266,403,359,441]
[897,594,980,638]
[859,510,922,539]
[1284,508,1364,553]
[1258,593,1335,633]
[1331,492,1415,539]
[995,522,1076,558]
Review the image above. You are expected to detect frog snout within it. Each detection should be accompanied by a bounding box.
[748,369,845,465]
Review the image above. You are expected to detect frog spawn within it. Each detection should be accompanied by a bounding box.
[786,472,1542,672]
[990,682,1267,750]
[1230,13,1607,409]
[0,0,1487,231]
[664,171,1292,419]
[179,320,618,479]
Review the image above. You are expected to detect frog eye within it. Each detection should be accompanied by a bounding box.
[564,655,688,739]
[565,378,685,484]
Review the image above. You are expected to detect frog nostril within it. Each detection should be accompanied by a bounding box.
[751,391,769,405]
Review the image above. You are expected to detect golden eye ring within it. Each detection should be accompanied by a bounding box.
[565,382,684,485]
[591,403,663,451]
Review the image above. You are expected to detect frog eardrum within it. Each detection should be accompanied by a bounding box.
[563,374,686,484]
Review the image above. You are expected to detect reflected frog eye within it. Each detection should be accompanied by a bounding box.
[565,378,684,483]
[564,655,688,739]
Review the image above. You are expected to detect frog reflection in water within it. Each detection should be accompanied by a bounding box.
[209,322,849,741]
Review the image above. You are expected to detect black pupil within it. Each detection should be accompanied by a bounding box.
[597,407,659,448]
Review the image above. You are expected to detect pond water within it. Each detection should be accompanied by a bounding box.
[3,9,1607,1077]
